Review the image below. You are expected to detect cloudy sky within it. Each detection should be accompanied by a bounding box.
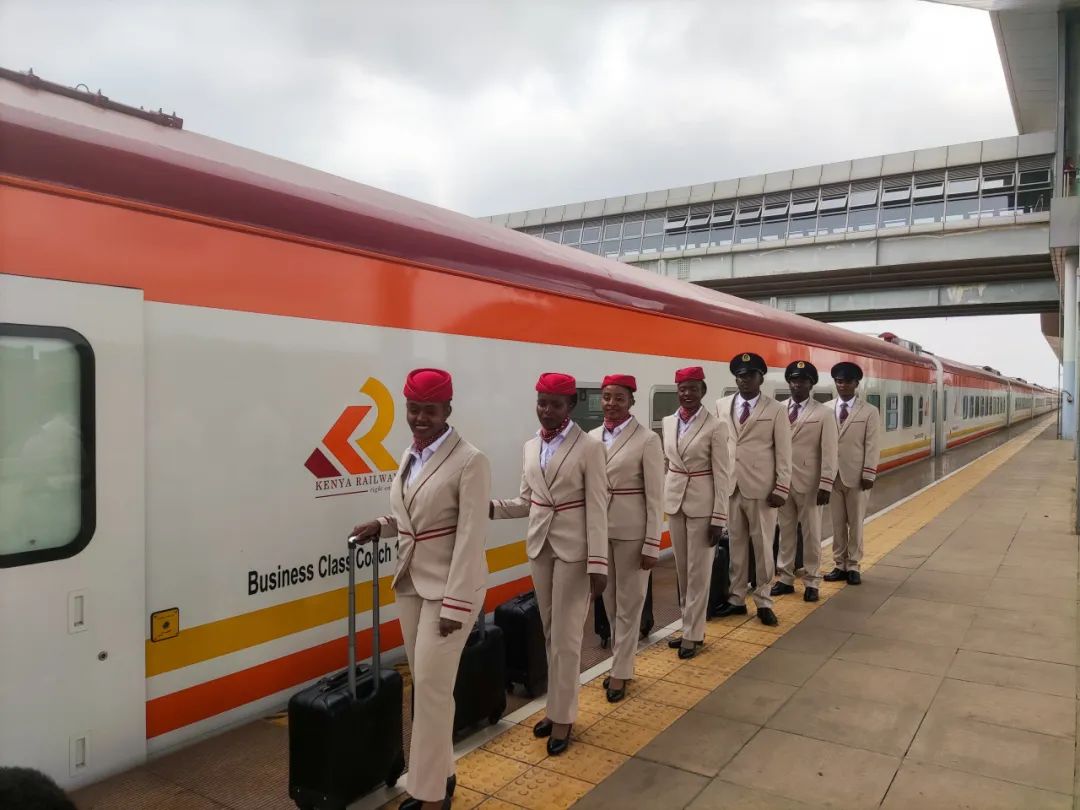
[0,0,1061,386]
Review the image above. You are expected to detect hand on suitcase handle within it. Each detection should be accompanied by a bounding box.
[439,618,463,637]
[349,521,381,543]
[640,554,657,571]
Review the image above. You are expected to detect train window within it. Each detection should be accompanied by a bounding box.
[774,390,790,402]
[918,396,924,427]
[0,325,96,568]
[885,394,899,431]
[650,388,679,440]
[931,390,937,422]
[723,387,738,397]
[963,396,969,418]
[866,393,881,411]
[813,392,832,404]
[571,386,605,432]
[902,395,914,428]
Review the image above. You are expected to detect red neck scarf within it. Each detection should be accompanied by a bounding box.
[412,424,449,453]
[604,416,630,432]
[541,417,571,443]
[678,404,701,423]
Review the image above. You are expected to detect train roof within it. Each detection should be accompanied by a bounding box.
[0,73,969,373]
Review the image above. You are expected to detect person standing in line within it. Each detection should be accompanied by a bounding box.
[770,361,837,603]
[823,361,881,585]
[588,374,664,702]
[661,366,731,659]
[714,353,792,626]
[349,369,490,810]
[490,373,608,755]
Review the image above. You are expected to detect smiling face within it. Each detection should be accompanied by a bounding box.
[536,392,575,432]
[406,400,451,441]
[676,380,706,411]
[834,377,860,400]
[601,385,633,425]
[735,370,763,399]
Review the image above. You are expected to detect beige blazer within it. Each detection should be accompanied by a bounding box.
[377,432,491,622]
[588,418,665,557]
[661,408,731,526]
[716,394,793,500]
[824,397,882,486]
[787,398,839,495]
[491,423,610,575]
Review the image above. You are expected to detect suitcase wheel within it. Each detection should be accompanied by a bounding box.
[599,636,610,649]
[386,751,405,788]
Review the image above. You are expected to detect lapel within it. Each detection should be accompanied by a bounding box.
[525,436,555,504]
[606,418,638,466]
[404,432,461,511]
[790,398,812,439]
[392,449,415,536]
[664,415,685,468]
[544,422,581,487]
[678,408,707,454]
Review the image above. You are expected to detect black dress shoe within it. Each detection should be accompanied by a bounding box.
[533,718,553,738]
[667,637,684,649]
[713,603,749,618]
[803,587,819,602]
[823,568,847,582]
[602,676,611,689]
[447,775,456,797]
[546,727,572,756]
[398,799,420,810]
[847,571,862,585]
[677,642,702,660]
[770,582,795,596]
[606,685,627,703]
[757,608,779,626]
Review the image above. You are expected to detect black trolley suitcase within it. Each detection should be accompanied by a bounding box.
[493,591,548,697]
[288,536,405,810]
[707,532,731,617]
[593,572,656,646]
[452,610,508,733]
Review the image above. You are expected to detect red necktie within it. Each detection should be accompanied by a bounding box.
[840,402,849,423]
[739,402,750,424]
[789,402,799,424]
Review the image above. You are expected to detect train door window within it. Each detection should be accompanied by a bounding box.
[902,395,914,428]
[723,387,738,397]
[918,396,924,427]
[866,393,881,411]
[571,386,605,433]
[813,392,832,404]
[963,396,969,418]
[0,325,95,567]
[931,390,937,422]
[650,387,678,440]
[774,389,790,403]
[885,394,899,431]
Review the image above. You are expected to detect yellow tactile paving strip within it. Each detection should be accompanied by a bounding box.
[432,420,1053,810]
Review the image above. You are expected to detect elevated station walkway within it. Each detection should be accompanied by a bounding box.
[71,418,1073,809]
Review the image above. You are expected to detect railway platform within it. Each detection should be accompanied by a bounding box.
[71,418,1074,810]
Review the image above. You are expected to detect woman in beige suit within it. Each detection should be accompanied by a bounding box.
[491,372,609,755]
[350,369,490,810]
[588,374,664,702]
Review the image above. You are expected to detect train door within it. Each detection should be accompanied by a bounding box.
[925,355,945,455]
[0,274,146,788]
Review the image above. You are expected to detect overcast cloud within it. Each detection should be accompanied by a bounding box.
[0,0,1061,386]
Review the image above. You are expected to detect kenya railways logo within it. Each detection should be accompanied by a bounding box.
[305,377,399,498]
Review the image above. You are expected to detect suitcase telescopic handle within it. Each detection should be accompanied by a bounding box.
[346,534,382,699]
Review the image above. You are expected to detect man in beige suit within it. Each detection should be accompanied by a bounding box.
[490,372,608,756]
[823,361,881,586]
[349,369,490,810]
[662,366,731,659]
[588,374,664,702]
[715,353,792,626]
[770,361,837,603]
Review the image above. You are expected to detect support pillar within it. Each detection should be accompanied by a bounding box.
[1063,254,1077,441]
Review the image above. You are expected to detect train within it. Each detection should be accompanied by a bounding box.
[0,71,1057,790]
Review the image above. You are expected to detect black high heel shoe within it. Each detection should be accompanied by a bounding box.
[606,684,627,703]
[398,776,455,810]
[533,718,553,738]
[546,725,573,756]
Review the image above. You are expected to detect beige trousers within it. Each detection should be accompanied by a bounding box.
[601,538,649,680]
[396,575,483,802]
[728,489,779,609]
[531,543,591,725]
[777,489,824,588]
[830,479,869,572]
[669,511,712,643]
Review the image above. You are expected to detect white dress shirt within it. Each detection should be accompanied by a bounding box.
[677,405,703,437]
[602,416,633,448]
[405,426,454,486]
[538,419,574,470]
[734,393,760,422]
[836,396,857,423]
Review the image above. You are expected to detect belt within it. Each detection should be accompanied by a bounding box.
[400,525,457,542]
[530,498,585,513]
[671,469,712,478]
[609,488,645,495]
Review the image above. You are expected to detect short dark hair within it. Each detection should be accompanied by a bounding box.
[0,767,76,810]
